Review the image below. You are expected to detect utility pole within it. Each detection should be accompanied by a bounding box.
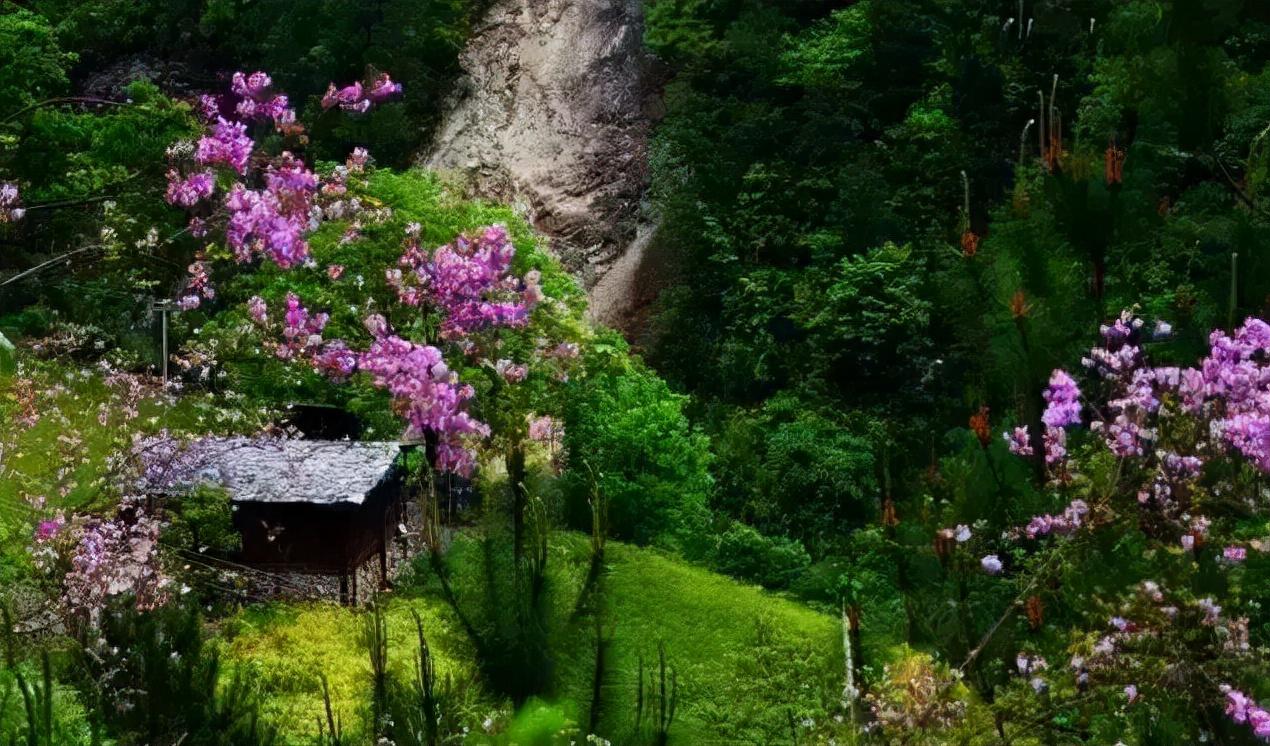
[152,299,175,385]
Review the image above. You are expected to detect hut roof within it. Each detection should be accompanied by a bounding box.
[184,438,402,506]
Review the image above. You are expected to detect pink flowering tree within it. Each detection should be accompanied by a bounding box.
[161,71,586,574]
[926,310,1270,743]
[239,222,581,565]
[162,69,401,309]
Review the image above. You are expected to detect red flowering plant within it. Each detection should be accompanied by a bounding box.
[930,310,1270,743]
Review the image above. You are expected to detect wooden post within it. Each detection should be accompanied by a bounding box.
[339,573,350,606]
[379,525,390,588]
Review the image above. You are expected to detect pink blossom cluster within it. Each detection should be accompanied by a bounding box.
[230,71,295,129]
[170,72,381,275]
[358,334,490,475]
[528,415,562,445]
[1222,686,1270,739]
[224,154,319,268]
[277,292,329,360]
[496,358,529,383]
[1,181,25,223]
[164,169,215,208]
[250,291,495,475]
[63,498,171,626]
[321,73,403,113]
[195,117,254,174]
[392,225,538,339]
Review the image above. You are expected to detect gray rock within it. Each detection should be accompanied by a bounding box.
[423,0,665,329]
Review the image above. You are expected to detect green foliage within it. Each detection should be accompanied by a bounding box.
[0,652,96,746]
[163,484,240,555]
[712,394,879,554]
[90,602,277,745]
[0,8,72,114]
[710,522,809,589]
[560,345,713,549]
[500,699,574,745]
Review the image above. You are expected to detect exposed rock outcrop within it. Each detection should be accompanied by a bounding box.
[423,0,663,329]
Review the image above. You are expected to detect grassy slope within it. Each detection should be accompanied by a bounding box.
[218,595,493,744]
[217,533,844,745]
[552,537,844,744]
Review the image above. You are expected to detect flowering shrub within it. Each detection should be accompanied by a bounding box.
[944,310,1270,742]
[864,651,967,740]
[60,498,171,626]
[0,182,24,222]
[162,70,401,305]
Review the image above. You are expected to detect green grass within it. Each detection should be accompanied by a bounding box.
[219,533,847,745]
[436,531,846,744]
[557,538,845,744]
[218,596,496,745]
[0,355,244,583]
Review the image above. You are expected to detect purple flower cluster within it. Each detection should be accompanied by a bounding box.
[230,71,295,129]
[195,117,254,174]
[1194,319,1270,470]
[1137,452,1204,506]
[321,73,403,113]
[1004,426,1033,456]
[131,430,204,492]
[63,499,170,626]
[0,182,24,223]
[1021,499,1089,540]
[224,155,318,269]
[164,169,215,207]
[394,225,538,339]
[1041,370,1082,427]
[1222,686,1270,739]
[358,335,490,475]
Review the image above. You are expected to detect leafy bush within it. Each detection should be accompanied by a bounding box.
[88,602,277,745]
[163,484,239,555]
[560,339,713,549]
[710,522,809,589]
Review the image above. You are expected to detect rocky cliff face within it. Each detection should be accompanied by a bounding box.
[423,0,662,328]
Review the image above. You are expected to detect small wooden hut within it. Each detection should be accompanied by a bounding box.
[184,437,404,604]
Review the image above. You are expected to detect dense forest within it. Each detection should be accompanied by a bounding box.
[2,0,1270,743]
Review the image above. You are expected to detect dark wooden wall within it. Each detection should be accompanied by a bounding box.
[231,473,401,577]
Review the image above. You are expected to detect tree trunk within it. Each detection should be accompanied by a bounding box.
[509,443,527,564]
